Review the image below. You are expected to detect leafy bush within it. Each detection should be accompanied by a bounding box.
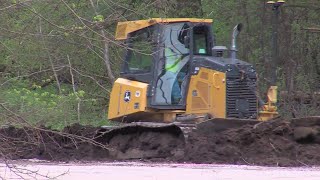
[0,79,108,130]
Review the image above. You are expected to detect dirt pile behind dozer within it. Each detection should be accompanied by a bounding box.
[0,117,320,166]
[182,117,320,166]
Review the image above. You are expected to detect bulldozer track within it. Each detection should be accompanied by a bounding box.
[174,123,197,138]
[99,122,197,139]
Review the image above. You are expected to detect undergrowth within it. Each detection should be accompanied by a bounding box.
[0,78,111,130]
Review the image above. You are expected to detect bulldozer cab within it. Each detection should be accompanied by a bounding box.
[120,21,213,108]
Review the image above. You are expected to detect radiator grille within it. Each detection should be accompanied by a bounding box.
[226,78,257,119]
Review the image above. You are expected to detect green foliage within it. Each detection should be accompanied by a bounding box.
[0,79,107,130]
[93,15,104,22]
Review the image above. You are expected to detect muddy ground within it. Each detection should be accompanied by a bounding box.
[1,117,320,167]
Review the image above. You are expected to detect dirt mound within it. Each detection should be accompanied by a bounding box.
[95,125,185,160]
[0,124,107,162]
[181,117,320,166]
[0,124,184,162]
[1,117,320,166]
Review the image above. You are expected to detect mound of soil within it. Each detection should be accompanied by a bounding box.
[107,131,184,160]
[0,124,105,161]
[0,123,184,162]
[95,124,185,160]
[1,117,320,167]
[181,117,320,166]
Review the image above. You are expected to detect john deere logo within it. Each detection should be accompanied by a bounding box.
[124,91,131,102]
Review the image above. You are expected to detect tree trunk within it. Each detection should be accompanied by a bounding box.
[89,0,115,83]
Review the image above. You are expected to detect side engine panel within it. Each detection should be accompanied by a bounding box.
[108,78,148,120]
[186,65,258,119]
[186,68,226,118]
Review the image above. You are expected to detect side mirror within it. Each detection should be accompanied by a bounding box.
[184,36,190,48]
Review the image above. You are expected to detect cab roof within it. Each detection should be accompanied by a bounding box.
[115,18,213,40]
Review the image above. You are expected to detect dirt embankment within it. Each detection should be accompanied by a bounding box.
[182,117,320,166]
[0,124,103,161]
[1,117,320,166]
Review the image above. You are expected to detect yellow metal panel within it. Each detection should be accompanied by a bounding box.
[115,20,157,40]
[108,78,148,120]
[151,18,212,23]
[258,86,278,121]
[258,111,279,121]
[267,86,278,103]
[115,18,213,40]
[186,68,226,118]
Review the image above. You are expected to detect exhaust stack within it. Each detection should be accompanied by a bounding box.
[230,23,243,59]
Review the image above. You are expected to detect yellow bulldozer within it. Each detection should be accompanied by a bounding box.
[95,18,279,159]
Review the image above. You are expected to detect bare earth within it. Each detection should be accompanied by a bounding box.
[1,117,320,179]
[1,161,320,180]
[2,117,320,166]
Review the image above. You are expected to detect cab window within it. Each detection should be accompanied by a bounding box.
[193,26,210,55]
[126,27,155,73]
